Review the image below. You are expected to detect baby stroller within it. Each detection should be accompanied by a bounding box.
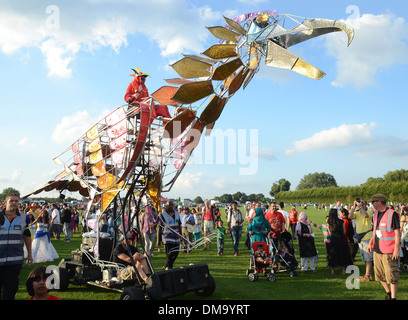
[246,237,276,282]
[401,243,408,272]
[270,231,298,278]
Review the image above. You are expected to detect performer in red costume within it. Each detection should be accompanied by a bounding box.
[124,68,150,104]
[124,68,171,122]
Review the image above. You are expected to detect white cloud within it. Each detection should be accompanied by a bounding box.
[0,1,220,79]
[0,10,46,54]
[0,169,22,183]
[51,109,110,144]
[18,137,29,146]
[40,38,79,79]
[169,172,203,196]
[286,122,376,156]
[90,19,128,53]
[325,13,408,88]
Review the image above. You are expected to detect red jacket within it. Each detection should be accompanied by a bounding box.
[124,77,149,103]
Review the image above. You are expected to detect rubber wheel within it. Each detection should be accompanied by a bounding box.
[194,274,216,297]
[248,272,258,282]
[289,270,297,277]
[267,273,276,282]
[120,287,146,300]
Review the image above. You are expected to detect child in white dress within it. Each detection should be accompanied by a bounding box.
[30,210,59,264]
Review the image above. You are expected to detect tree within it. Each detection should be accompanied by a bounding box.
[239,193,248,202]
[270,178,291,197]
[362,177,385,185]
[232,192,243,202]
[384,169,408,183]
[0,187,20,199]
[193,196,204,204]
[218,193,233,203]
[255,193,266,203]
[297,172,337,190]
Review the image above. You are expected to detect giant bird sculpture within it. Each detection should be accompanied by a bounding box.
[24,10,353,245]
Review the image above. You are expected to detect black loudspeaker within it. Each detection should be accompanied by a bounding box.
[181,263,210,291]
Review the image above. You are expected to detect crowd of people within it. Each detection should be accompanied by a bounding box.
[0,191,406,300]
[221,195,403,300]
[18,201,81,243]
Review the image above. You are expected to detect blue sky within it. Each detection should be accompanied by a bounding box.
[0,0,407,201]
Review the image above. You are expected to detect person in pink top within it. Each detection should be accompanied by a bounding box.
[203,200,215,250]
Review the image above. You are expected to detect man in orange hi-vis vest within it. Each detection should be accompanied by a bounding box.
[368,193,400,300]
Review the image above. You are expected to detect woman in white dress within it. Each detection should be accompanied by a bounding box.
[30,210,59,264]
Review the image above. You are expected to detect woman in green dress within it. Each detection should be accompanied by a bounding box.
[248,207,271,243]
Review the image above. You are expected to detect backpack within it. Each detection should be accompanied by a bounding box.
[62,209,72,223]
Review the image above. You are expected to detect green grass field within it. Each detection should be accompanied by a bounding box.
[15,205,408,300]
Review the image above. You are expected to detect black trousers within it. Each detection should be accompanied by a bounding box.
[0,264,22,300]
[164,243,179,269]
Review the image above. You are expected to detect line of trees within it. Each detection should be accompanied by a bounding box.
[212,192,272,204]
[274,181,408,204]
[208,169,408,205]
[4,169,407,207]
[275,169,408,204]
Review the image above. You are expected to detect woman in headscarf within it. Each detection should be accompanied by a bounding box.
[327,208,352,275]
[248,207,271,243]
[295,212,318,272]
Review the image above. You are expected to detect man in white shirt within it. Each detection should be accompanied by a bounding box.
[50,203,61,240]
[278,202,290,231]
